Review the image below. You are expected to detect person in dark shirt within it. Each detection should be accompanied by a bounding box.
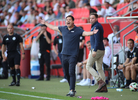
[53,33,68,83]
[35,24,51,81]
[76,26,85,80]
[118,39,138,88]
[2,24,25,86]
[40,15,98,97]
[86,13,108,92]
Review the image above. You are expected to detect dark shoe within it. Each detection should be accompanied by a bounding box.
[121,85,128,88]
[36,77,44,81]
[46,78,50,81]
[16,81,20,86]
[95,79,106,92]
[66,90,76,97]
[125,86,129,89]
[96,85,108,92]
[9,81,16,86]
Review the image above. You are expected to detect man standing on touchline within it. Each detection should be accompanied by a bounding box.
[40,15,98,97]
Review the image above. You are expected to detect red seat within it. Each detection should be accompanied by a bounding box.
[37,3,45,8]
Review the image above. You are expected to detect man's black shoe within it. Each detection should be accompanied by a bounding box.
[16,81,20,86]
[66,90,76,97]
[46,78,50,81]
[121,85,128,88]
[125,86,129,89]
[36,77,44,81]
[9,81,16,86]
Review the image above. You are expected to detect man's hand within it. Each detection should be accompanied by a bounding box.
[2,54,6,62]
[22,54,25,60]
[92,51,96,58]
[93,27,99,34]
[117,65,123,70]
[77,62,83,67]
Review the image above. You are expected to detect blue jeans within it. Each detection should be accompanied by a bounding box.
[58,52,66,79]
[62,54,78,90]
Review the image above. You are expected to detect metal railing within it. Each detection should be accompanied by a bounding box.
[104,0,138,23]
[107,16,138,79]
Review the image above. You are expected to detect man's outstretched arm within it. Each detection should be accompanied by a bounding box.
[41,19,61,33]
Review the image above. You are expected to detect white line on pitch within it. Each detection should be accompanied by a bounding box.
[0,91,62,100]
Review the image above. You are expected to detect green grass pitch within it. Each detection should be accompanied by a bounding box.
[0,77,138,100]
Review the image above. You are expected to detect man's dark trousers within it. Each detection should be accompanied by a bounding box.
[62,54,78,90]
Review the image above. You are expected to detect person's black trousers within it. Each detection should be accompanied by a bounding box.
[62,54,78,90]
[39,52,50,79]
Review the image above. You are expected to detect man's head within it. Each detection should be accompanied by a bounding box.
[7,24,14,35]
[66,15,74,28]
[134,22,138,33]
[40,24,47,30]
[90,13,98,25]
[96,4,102,10]
[86,41,91,50]
[86,3,91,10]
[104,2,110,9]
[113,25,119,32]
[127,39,134,50]
[103,38,109,46]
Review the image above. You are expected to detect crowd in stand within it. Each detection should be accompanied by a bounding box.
[0,0,138,26]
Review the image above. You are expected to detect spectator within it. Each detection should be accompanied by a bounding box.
[108,25,120,44]
[57,7,65,19]
[0,13,4,25]
[76,41,93,86]
[14,1,22,13]
[96,4,106,17]
[65,0,75,8]
[56,5,62,19]
[18,10,28,25]
[44,7,56,21]
[76,26,85,80]
[24,1,34,13]
[7,3,14,14]
[21,1,26,10]
[52,0,59,11]
[27,8,35,23]
[134,22,138,43]
[90,0,101,7]
[59,0,66,7]
[38,7,45,19]
[44,0,51,12]
[104,1,117,17]
[65,6,73,18]
[118,39,138,89]
[127,0,138,12]
[4,11,12,26]
[81,3,97,22]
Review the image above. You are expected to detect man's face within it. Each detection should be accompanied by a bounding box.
[104,3,109,9]
[96,6,101,10]
[127,41,134,50]
[7,25,14,34]
[103,39,108,46]
[66,17,74,28]
[90,15,97,25]
[41,26,46,30]
[86,43,91,50]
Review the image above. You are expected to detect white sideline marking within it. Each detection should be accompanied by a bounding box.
[0,91,62,100]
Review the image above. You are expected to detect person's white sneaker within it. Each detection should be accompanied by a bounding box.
[60,78,67,83]
[76,79,86,85]
[80,79,91,86]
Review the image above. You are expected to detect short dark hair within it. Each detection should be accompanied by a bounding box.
[134,22,138,24]
[66,15,74,21]
[86,3,90,6]
[86,41,90,44]
[90,13,98,18]
[103,38,109,42]
[127,39,134,44]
